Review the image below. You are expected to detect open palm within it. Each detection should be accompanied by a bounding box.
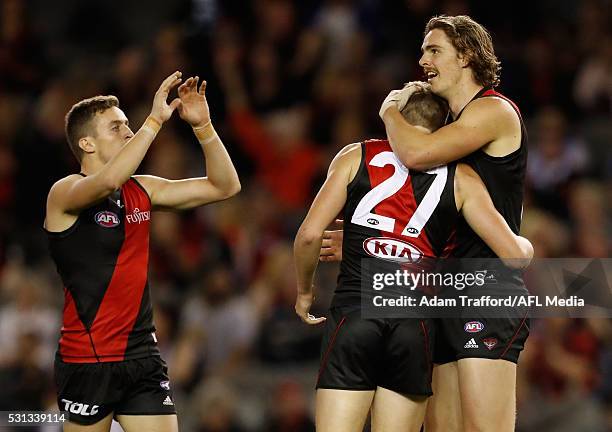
[178,76,210,128]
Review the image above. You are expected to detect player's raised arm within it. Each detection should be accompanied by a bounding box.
[47,71,183,216]
[455,163,533,269]
[135,77,241,210]
[294,144,360,324]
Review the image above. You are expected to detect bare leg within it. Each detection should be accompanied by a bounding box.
[116,414,178,432]
[371,386,427,432]
[424,362,463,432]
[63,413,113,432]
[316,389,375,432]
[458,358,516,432]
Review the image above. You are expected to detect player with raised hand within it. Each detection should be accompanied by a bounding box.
[45,72,240,432]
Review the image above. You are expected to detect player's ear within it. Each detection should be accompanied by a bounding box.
[458,50,471,68]
[78,137,95,155]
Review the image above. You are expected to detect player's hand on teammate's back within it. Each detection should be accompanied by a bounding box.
[319,230,344,261]
[177,76,211,128]
[150,71,183,123]
[319,219,344,262]
[295,292,326,325]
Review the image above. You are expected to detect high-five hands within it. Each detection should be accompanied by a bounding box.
[177,76,211,128]
[150,71,183,123]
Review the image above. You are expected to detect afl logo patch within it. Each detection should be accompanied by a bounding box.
[95,211,120,228]
[363,237,423,263]
[464,321,484,333]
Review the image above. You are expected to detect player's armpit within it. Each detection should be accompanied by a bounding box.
[384,97,513,171]
[134,174,240,210]
[456,164,533,269]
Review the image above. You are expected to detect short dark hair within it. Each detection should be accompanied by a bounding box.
[64,96,119,162]
[400,87,449,131]
[425,15,501,87]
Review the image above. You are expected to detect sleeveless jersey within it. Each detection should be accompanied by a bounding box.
[332,139,459,307]
[46,177,158,363]
[452,87,528,260]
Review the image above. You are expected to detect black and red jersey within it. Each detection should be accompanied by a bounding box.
[332,139,459,307]
[452,87,528,260]
[46,177,158,363]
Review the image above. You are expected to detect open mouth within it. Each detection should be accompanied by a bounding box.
[426,71,438,81]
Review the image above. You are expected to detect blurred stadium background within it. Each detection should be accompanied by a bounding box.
[0,0,610,431]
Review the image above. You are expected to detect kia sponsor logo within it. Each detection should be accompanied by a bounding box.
[464,321,485,333]
[483,337,498,350]
[95,211,120,228]
[362,237,423,263]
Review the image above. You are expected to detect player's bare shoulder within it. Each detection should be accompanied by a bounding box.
[462,96,519,128]
[45,174,86,231]
[336,142,362,160]
[330,142,362,183]
[462,96,521,156]
[47,174,84,207]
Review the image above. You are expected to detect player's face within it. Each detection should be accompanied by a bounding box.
[91,107,134,163]
[419,29,465,97]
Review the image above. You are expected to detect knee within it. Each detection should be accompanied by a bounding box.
[462,418,498,432]
[425,417,462,432]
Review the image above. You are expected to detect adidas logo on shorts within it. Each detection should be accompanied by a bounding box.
[163,396,174,406]
[464,338,479,349]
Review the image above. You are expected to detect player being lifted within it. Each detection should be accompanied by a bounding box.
[294,84,532,432]
[45,72,240,432]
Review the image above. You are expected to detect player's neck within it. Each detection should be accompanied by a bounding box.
[79,158,105,176]
[446,78,483,120]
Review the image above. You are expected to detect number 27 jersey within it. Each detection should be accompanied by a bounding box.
[332,139,459,307]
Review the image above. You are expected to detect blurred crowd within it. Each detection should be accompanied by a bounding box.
[0,0,610,431]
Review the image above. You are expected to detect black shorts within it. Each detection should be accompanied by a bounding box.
[54,355,176,425]
[316,306,434,396]
[433,315,529,364]
[432,279,530,364]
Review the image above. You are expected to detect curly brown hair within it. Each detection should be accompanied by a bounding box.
[65,95,119,162]
[425,15,501,88]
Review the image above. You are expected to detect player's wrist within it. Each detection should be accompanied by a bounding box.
[191,117,211,129]
[297,285,314,296]
[193,120,217,144]
[142,115,162,135]
[379,100,400,120]
[382,105,397,119]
